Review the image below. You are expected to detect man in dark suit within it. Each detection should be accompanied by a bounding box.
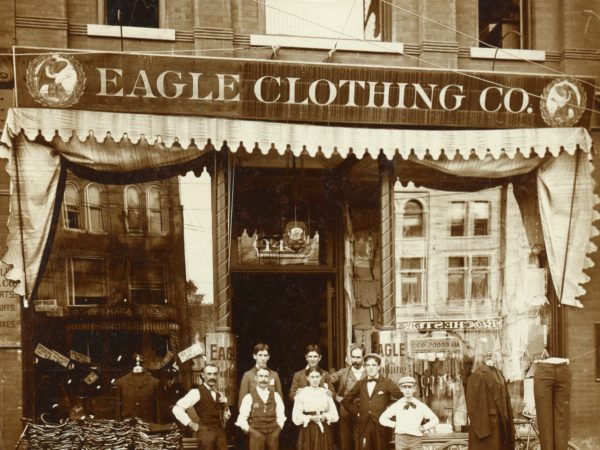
[329,344,366,450]
[341,353,401,450]
[288,344,332,400]
[172,363,231,450]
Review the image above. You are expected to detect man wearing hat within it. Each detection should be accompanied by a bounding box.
[341,353,401,450]
[379,376,439,450]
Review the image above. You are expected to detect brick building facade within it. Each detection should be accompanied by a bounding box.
[0,0,598,448]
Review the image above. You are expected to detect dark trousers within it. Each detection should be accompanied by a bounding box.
[196,425,227,450]
[339,404,357,450]
[533,362,571,450]
[248,426,281,450]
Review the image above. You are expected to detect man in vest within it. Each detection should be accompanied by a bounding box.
[235,367,286,450]
[172,363,230,450]
[329,344,366,450]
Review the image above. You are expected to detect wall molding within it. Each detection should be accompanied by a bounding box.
[16,15,68,31]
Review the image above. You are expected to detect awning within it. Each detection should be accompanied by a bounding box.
[0,107,597,308]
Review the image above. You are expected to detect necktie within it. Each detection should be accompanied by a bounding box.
[403,401,417,410]
[367,378,377,383]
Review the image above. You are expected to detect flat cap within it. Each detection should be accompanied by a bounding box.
[398,376,417,386]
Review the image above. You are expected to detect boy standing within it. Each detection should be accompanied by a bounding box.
[379,376,439,450]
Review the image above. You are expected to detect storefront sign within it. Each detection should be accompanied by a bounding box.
[206,332,237,406]
[13,48,594,129]
[0,263,21,347]
[33,299,57,312]
[397,318,502,331]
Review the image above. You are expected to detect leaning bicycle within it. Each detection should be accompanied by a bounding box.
[514,413,580,450]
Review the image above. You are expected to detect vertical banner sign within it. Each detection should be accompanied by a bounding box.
[0,263,21,347]
[376,329,409,384]
[206,332,237,406]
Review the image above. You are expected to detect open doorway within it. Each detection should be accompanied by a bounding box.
[232,273,332,398]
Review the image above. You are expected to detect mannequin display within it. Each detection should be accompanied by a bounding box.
[115,355,162,424]
[533,354,571,450]
[466,354,514,450]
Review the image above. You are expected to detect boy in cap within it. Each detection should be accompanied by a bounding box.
[379,376,439,450]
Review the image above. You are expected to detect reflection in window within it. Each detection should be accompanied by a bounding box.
[106,0,159,28]
[67,257,108,306]
[147,186,164,234]
[125,186,142,233]
[400,258,424,305]
[450,202,466,237]
[63,182,81,230]
[471,256,490,300]
[86,184,104,232]
[448,257,466,301]
[129,259,165,305]
[473,201,490,236]
[403,200,424,237]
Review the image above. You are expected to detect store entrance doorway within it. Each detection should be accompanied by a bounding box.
[232,272,334,449]
[232,272,332,396]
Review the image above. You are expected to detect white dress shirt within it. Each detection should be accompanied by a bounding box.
[172,384,216,426]
[235,386,286,431]
[379,397,439,437]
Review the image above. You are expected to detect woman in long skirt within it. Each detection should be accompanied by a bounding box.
[292,366,339,450]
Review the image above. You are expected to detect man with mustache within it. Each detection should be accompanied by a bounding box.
[236,367,286,450]
[172,363,230,449]
[328,345,367,450]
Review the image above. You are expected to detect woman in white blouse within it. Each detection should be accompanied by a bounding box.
[292,366,339,450]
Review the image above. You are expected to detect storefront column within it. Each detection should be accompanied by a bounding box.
[379,157,395,329]
[212,151,232,332]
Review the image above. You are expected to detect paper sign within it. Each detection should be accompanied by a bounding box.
[34,343,70,367]
[70,350,91,365]
[178,343,204,364]
[84,371,99,385]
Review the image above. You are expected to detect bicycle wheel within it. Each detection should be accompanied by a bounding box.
[438,440,469,450]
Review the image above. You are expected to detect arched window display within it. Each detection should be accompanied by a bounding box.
[387,183,551,435]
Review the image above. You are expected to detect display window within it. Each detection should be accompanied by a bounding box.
[376,183,552,436]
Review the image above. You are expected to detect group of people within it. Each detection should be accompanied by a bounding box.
[172,343,439,450]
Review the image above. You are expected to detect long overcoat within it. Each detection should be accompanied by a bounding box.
[466,364,515,450]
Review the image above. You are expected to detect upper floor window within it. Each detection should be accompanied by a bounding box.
[479,0,529,49]
[124,186,142,233]
[449,201,490,237]
[129,259,166,305]
[106,0,159,28]
[85,184,105,232]
[265,0,385,40]
[67,257,108,306]
[147,186,164,234]
[402,200,424,238]
[63,182,82,230]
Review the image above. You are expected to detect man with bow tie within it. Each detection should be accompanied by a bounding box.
[172,363,231,449]
[341,354,401,450]
[379,376,439,450]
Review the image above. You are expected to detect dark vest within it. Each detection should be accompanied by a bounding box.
[193,384,222,428]
[249,389,278,433]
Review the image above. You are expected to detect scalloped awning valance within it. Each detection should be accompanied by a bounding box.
[0,107,597,309]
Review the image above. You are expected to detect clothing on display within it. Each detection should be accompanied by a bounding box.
[533,358,571,450]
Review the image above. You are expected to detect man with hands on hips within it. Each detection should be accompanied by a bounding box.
[172,363,231,450]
